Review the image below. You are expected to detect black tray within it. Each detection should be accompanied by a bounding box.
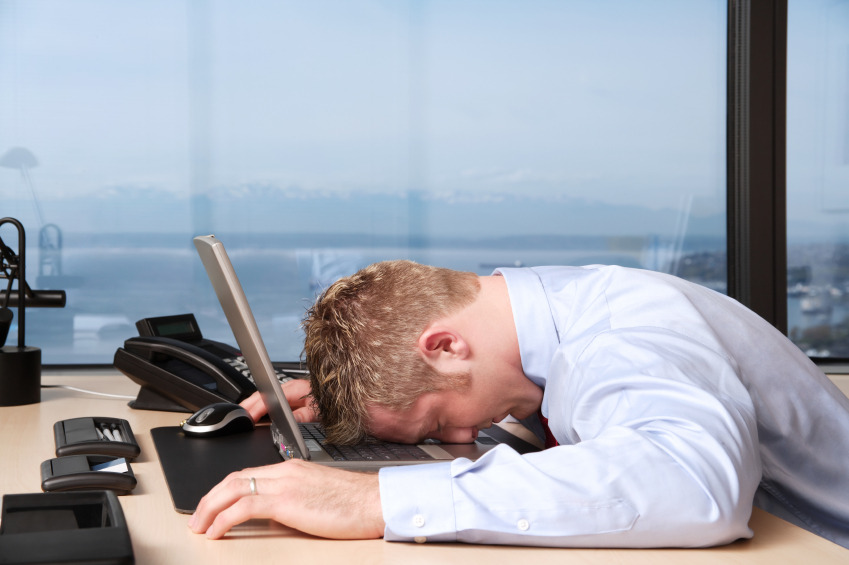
[0,491,134,564]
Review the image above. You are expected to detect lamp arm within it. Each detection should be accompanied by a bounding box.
[0,217,27,347]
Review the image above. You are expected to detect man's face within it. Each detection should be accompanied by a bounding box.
[366,387,515,445]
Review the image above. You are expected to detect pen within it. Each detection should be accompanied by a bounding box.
[96,427,105,440]
[111,425,124,443]
[101,426,115,441]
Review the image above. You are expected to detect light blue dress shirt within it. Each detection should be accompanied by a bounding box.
[378,266,849,547]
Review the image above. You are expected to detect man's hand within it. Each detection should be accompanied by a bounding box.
[187,460,385,540]
[240,379,316,423]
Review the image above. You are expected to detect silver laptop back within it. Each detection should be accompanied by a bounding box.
[193,235,309,461]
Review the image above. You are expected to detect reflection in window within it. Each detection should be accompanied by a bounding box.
[0,0,727,363]
[787,0,849,358]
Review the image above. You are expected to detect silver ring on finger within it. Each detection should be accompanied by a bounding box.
[249,477,257,496]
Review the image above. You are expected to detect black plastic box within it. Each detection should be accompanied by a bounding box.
[0,491,134,564]
[54,417,140,460]
[41,455,137,495]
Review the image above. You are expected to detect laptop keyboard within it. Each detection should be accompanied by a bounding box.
[298,423,434,462]
[224,356,296,385]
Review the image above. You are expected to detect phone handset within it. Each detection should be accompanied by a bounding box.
[123,336,256,403]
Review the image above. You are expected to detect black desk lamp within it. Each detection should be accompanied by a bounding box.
[0,217,66,406]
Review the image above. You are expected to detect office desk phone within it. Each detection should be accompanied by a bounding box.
[114,313,306,413]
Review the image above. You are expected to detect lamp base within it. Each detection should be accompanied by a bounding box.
[0,346,41,406]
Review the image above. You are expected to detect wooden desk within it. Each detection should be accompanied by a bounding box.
[1,373,847,564]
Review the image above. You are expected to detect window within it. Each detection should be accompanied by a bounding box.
[0,0,727,363]
[787,0,849,358]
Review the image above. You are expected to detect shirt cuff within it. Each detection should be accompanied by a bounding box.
[379,462,458,543]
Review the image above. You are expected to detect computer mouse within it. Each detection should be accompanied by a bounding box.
[181,402,255,437]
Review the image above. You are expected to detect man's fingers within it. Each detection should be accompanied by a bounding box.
[203,464,288,499]
[240,380,313,422]
[191,477,252,534]
[193,465,288,517]
[245,399,268,422]
[192,475,285,534]
[282,379,313,408]
[239,392,267,422]
[206,495,276,540]
[189,461,385,541]
[239,391,261,410]
[293,406,317,423]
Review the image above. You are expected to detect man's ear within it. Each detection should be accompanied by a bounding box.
[418,325,470,364]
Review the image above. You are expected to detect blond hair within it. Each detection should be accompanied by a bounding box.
[302,260,480,445]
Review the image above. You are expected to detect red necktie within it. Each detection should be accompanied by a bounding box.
[537,409,559,449]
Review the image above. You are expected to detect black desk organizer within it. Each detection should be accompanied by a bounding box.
[0,491,134,565]
[41,455,137,495]
[54,417,141,459]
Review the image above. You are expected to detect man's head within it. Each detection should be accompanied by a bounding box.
[302,260,481,445]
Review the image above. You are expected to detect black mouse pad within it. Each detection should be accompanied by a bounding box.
[151,426,282,513]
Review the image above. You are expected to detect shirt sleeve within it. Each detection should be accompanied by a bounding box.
[378,327,762,547]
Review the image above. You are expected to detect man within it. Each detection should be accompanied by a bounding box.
[189,261,849,548]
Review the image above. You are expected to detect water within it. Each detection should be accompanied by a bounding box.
[787,296,849,357]
[18,243,711,364]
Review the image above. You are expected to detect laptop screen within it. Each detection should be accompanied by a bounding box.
[193,235,309,461]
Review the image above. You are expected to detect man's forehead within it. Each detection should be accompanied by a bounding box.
[366,397,435,439]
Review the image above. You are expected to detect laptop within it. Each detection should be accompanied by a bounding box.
[193,235,540,470]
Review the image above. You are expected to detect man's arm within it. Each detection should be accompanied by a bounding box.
[189,460,385,539]
[379,328,762,547]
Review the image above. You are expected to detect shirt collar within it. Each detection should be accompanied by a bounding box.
[493,267,560,388]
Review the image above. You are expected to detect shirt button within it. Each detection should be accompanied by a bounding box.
[412,514,426,528]
[517,519,530,531]
[414,536,427,544]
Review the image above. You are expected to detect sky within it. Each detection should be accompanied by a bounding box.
[0,0,727,240]
[786,0,849,242]
[0,0,843,244]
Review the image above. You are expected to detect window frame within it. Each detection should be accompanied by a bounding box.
[726,0,788,333]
